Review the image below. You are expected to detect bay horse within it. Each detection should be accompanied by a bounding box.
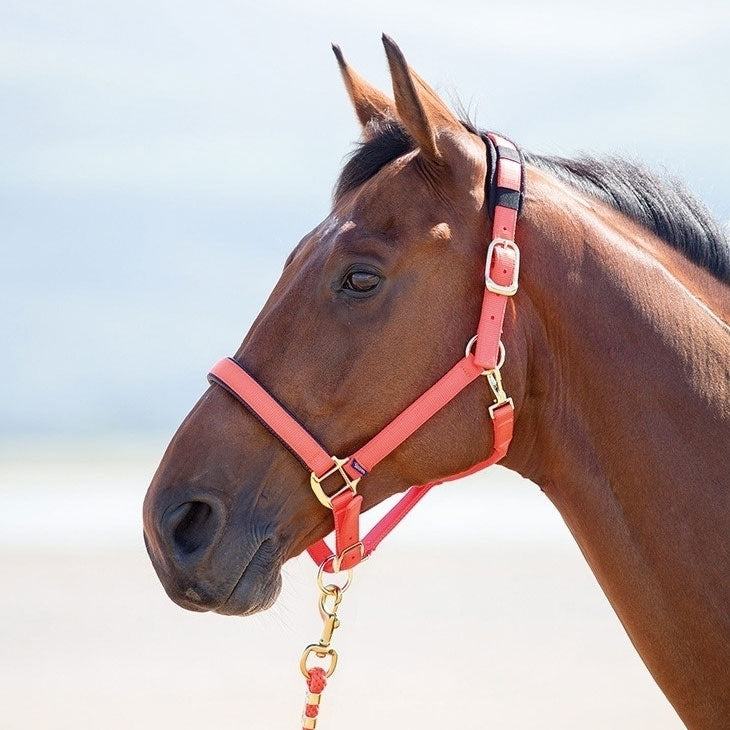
[143,36,730,728]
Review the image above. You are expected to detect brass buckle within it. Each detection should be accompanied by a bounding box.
[485,238,520,296]
[310,456,361,510]
[331,542,365,573]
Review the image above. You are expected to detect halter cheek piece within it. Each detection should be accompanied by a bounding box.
[207,133,523,574]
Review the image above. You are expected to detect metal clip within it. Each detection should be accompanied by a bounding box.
[319,613,340,646]
[466,337,513,419]
[485,366,514,419]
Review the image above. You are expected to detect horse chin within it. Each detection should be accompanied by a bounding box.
[163,563,283,617]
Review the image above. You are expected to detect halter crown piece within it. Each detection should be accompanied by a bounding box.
[207,133,523,729]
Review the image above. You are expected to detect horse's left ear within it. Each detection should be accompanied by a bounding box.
[332,44,395,135]
[381,34,467,164]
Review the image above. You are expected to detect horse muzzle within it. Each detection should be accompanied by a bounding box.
[143,487,283,616]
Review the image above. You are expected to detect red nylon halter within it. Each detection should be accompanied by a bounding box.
[208,133,522,573]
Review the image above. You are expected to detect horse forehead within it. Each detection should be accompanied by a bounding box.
[317,215,353,240]
[340,163,442,233]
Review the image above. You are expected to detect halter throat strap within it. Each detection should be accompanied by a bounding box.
[207,132,522,573]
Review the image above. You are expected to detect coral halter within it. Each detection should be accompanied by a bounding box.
[208,132,522,572]
[207,132,523,728]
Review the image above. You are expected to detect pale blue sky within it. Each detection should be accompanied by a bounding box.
[2,0,729,436]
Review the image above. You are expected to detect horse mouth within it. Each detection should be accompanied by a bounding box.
[145,532,284,617]
[214,540,284,616]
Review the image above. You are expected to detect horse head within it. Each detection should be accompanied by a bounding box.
[142,37,521,615]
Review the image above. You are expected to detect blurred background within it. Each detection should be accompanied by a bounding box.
[2,1,727,727]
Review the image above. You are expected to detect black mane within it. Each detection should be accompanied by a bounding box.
[336,119,730,282]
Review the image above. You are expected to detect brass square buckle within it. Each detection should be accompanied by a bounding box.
[331,542,365,573]
[310,456,361,510]
[485,238,520,296]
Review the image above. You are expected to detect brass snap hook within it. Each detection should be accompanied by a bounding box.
[465,336,513,418]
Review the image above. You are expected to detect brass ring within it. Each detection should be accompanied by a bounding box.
[317,558,353,595]
[465,336,506,370]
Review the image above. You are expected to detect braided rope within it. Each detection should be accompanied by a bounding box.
[301,667,328,729]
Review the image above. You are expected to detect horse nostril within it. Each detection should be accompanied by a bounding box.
[164,500,220,558]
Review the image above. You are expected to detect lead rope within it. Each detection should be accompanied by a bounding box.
[299,561,353,729]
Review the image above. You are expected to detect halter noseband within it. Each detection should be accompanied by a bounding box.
[207,133,522,573]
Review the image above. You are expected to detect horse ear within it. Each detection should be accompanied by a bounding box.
[332,44,395,133]
[381,34,463,162]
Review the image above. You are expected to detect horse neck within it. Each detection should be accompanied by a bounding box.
[503,167,730,727]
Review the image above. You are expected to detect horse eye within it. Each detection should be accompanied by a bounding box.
[343,271,381,293]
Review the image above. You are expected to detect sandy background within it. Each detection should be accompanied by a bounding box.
[0,441,685,729]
